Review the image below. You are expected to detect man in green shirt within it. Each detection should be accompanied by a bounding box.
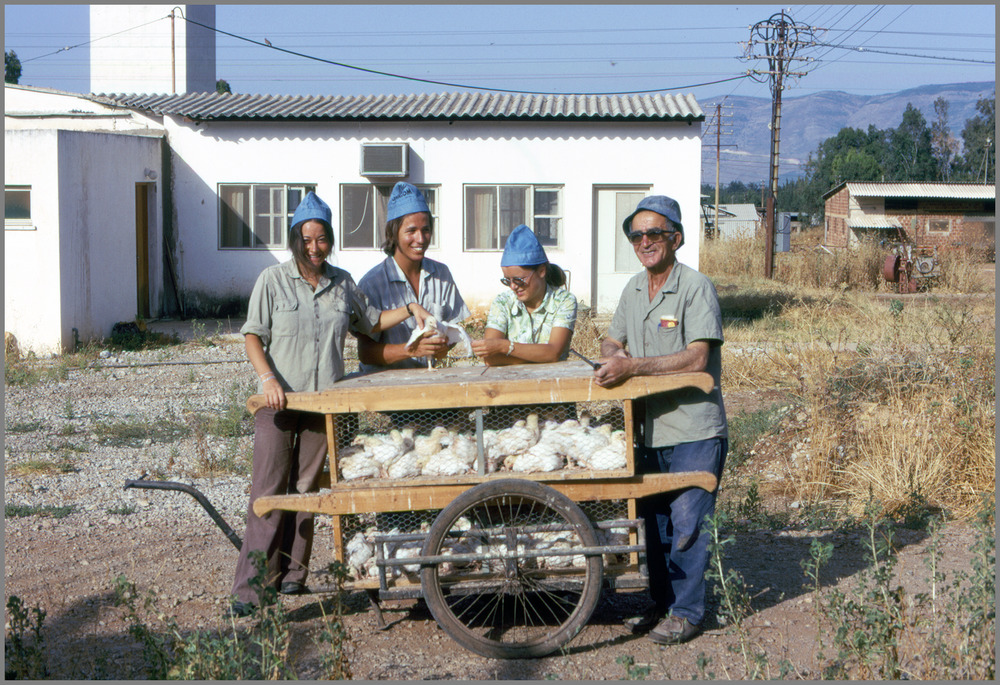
[595,194,728,645]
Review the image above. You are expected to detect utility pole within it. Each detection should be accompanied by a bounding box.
[170,8,177,94]
[744,11,814,278]
[701,102,735,240]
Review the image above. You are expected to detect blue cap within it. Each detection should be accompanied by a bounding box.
[290,191,332,235]
[386,182,430,222]
[622,195,685,247]
[501,224,548,267]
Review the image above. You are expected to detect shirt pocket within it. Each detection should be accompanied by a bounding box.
[271,300,299,337]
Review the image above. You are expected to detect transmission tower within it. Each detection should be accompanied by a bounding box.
[743,11,814,278]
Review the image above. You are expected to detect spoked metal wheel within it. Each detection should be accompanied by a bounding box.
[420,479,603,659]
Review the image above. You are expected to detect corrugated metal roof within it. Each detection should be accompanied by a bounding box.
[87,91,704,122]
[846,182,996,200]
[848,215,902,229]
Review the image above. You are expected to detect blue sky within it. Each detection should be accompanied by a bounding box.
[4,3,995,102]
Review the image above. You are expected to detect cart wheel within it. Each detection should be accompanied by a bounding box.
[420,479,603,659]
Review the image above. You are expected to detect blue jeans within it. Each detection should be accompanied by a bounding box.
[637,437,727,625]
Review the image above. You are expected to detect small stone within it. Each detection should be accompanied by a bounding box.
[99,350,112,359]
[81,559,90,566]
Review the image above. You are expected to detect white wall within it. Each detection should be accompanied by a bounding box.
[4,128,163,354]
[90,5,216,95]
[4,130,64,355]
[163,116,703,313]
[57,130,164,346]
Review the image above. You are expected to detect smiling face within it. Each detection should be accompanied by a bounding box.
[393,212,433,267]
[298,220,332,274]
[501,264,547,308]
[629,210,681,274]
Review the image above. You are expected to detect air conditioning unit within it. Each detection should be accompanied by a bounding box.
[360,143,409,177]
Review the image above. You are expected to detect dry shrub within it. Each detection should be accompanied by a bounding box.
[737,292,996,518]
[936,247,995,294]
[773,239,884,290]
[701,234,764,280]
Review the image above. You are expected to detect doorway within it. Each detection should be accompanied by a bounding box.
[592,187,650,313]
[135,183,154,319]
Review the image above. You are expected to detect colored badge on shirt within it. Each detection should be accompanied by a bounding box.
[660,315,678,329]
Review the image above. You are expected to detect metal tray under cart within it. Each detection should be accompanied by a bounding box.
[248,361,717,659]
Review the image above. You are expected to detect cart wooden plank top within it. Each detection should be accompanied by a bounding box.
[247,360,715,415]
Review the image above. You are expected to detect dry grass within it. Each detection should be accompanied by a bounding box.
[704,229,994,520]
[725,293,996,519]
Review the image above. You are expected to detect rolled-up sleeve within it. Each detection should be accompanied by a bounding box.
[347,279,381,338]
[240,271,274,345]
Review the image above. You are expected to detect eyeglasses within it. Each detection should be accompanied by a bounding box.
[627,229,678,245]
[500,274,531,289]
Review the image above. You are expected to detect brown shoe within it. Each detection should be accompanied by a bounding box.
[648,614,701,645]
[624,607,663,634]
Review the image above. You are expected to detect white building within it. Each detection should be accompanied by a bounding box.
[4,5,705,355]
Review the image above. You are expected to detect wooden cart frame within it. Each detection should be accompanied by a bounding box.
[248,362,718,658]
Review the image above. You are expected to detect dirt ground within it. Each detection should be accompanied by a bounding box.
[3,336,984,680]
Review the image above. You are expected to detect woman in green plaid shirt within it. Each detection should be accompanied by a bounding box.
[471,224,577,366]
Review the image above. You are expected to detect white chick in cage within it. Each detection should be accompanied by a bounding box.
[414,426,450,469]
[447,430,479,467]
[346,531,374,578]
[580,429,627,470]
[569,423,615,469]
[393,541,424,576]
[492,413,541,466]
[355,429,413,468]
[339,451,380,481]
[386,448,421,479]
[507,439,564,473]
[420,442,473,476]
[537,418,579,458]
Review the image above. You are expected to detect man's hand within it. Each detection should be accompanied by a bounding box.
[407,334,449,359]
[594,354,633,387]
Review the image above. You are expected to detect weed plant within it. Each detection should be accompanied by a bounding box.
[5,595,48,679]
[810,496,995,679]
[111,551,315,679]
[5,504,77,518]
[93,417,191,448]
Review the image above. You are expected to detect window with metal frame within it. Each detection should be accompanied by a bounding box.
[219,183,315,249]
[340,184,439,250]
[927,217,951,234]
[464,184,562,251]
[5,186,32,229]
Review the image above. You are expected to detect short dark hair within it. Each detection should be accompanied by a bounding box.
[289,219,334,268]
[381,212,434,256]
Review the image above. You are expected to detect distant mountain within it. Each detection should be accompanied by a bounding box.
[700,81,995,185]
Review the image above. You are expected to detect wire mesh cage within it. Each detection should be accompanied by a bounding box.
[339,498,638,581]
[333,401,629,483]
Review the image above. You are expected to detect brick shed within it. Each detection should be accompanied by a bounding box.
[822,182,995,255]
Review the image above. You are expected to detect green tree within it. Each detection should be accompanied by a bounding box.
[957,94,995,183]
[215,79,232,94]
[831,148,882,184]
[930,96,959,181]
[5,49,22,84]
[885,104,935,181]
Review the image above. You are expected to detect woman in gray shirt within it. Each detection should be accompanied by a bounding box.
[229,191,429,617]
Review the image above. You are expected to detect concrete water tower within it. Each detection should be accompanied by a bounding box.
[90,5,216,94]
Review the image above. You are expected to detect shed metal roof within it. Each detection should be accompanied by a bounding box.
[848,215,902,230]
[838,182,995,200]
[87,91,704,122]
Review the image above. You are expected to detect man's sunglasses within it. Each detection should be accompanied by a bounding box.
[627,228,679,245]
